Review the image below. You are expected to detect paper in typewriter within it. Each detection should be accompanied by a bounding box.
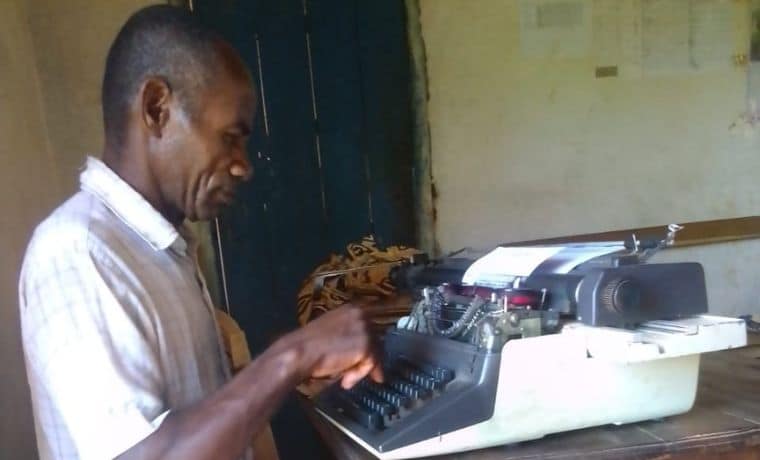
[462,242,625,287]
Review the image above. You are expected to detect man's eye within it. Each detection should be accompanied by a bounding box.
[223,133,237,146]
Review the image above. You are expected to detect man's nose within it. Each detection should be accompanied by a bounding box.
[230,153,253,181]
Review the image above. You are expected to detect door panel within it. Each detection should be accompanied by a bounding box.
[194,1,415,457]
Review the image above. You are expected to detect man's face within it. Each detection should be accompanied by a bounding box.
[157,66,256,221]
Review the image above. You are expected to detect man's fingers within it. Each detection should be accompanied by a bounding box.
[369,363,384,383]
[340,357,379,389]
[339,370,362,389]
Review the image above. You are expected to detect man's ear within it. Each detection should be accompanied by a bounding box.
[140,77,172,138]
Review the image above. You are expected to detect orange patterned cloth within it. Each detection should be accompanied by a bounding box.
[296,235,421,326]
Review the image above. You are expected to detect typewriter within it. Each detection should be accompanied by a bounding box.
[313,226,747,459]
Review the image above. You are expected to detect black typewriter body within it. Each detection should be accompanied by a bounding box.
[312,228,715,456]
[315,329,501,453]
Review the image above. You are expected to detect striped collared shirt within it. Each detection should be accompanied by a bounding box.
[20,156,231,459]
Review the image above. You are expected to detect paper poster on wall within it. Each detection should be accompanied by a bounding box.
[641,0,692,76]
[592,0,738,78]
[750,3,760,120]
[519,0,592,59]
[730,1,760,136]
[641,0,737,76]
[752,3,760,62]
[592,0,643,79]
[689,0,736,71]
[592,0,621,70]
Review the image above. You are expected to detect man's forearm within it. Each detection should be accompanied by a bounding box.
[116,305,379,460]
[118,335,310,460]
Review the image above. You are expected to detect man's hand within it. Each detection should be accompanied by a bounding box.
[291,306,384,389]
[118,305,383,460]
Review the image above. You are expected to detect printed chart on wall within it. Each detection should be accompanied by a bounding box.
[519,0,592,58]
[747,0,760,125]
[520,0,746,79]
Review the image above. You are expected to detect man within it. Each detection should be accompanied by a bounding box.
[19,5,382,460]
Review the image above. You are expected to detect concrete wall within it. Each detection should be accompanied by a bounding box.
[418,0,760,317]
[0,1,154,457]
[0,1,59,457]
[26,0,156,195]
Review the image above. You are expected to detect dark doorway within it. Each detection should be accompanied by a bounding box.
[193,1,416,457]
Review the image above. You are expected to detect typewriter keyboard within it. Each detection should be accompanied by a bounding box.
[324,358,456,430]
[314,329,499,452]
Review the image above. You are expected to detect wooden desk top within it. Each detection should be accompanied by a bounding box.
[304,333,760,460]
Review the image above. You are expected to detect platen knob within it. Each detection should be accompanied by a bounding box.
[600,278,640,313]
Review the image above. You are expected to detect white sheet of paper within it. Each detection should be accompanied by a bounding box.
[532,242,626,274]
[462,246,564,287]
[462,243,627,287]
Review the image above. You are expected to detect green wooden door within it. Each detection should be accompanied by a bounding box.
[194,1,415,457]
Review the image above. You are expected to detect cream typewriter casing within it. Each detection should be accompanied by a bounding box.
[317,315,747,459]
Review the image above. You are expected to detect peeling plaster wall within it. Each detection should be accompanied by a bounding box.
[418,0,760,316]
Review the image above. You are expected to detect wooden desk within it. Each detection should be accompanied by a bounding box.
[304,334,760,460]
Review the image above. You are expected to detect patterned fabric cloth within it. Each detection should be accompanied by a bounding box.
[19,157,232,460]
[296,236,421,328]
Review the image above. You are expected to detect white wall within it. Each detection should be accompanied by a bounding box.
[419,0,760,316]
[0,1,155,457]
[421,0,757,250]
[650,241,760,317]
[0,1,59,457]
[26,0,157,194]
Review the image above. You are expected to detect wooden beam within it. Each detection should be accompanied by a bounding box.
[505,216,760,248]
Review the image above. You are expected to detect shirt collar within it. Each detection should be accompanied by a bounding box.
[80,156,184,252]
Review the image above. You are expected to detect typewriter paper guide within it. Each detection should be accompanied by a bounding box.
[462,243,625,287]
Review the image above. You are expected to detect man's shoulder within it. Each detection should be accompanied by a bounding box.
[25,190,120,261]
[31,192,93,246]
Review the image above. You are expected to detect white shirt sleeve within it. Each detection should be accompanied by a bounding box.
[20,232,170,460]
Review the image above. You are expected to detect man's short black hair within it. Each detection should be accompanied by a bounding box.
[102,5,220,150]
